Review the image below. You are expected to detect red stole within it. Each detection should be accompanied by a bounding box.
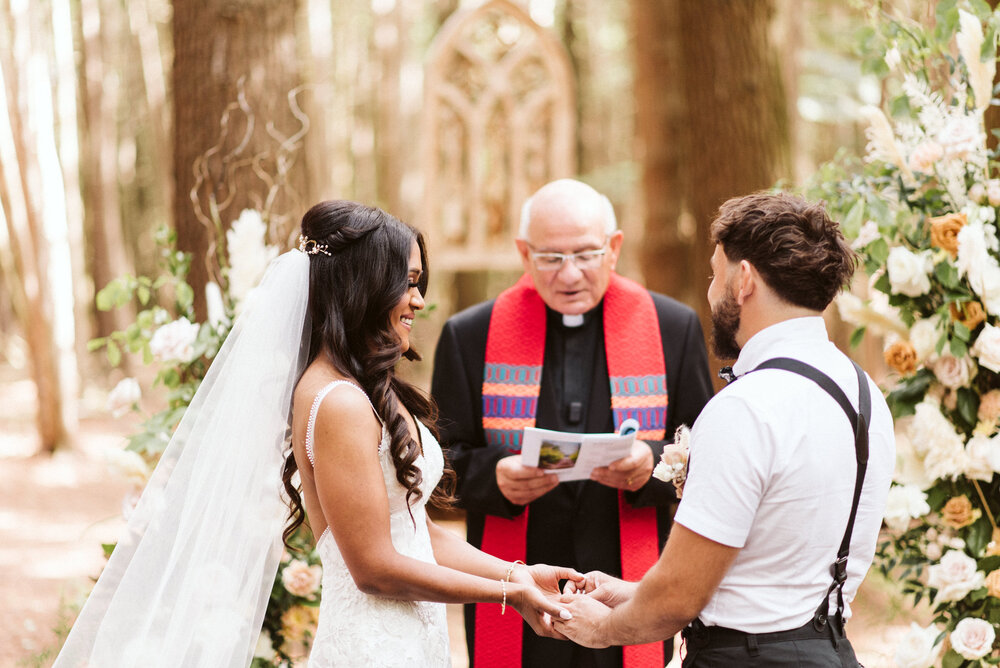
[476,273,667,666]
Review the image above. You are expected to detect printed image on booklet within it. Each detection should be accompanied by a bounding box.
[519,418,640,481]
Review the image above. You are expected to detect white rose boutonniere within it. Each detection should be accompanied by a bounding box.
[652,425,690,498]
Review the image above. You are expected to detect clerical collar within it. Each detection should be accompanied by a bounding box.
[562,314,584,327]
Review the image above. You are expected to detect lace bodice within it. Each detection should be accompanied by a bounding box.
[304,381,451,667]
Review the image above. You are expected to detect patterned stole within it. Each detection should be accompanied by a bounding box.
[475,272,667,667]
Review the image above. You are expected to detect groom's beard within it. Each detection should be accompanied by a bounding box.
[710,288,742,360]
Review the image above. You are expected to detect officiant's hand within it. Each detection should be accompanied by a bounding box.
[590,440,653,491]
[562,570,637,609]
[496,455,559,505]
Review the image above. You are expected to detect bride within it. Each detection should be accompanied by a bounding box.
[54,200,576,668]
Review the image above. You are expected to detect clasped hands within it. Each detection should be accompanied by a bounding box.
[514,566,634,647]
[496,440,654,505]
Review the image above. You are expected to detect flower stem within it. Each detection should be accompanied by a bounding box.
[971,479,998,533]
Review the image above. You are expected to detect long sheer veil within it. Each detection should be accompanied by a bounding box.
[54,250,310,668]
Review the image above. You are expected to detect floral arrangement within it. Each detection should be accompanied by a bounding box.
[809,5,1000,666]
[94,209,320,666]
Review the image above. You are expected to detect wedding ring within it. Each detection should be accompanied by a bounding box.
[626,477,633,486]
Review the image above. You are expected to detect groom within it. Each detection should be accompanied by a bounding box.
[553,192,895,667]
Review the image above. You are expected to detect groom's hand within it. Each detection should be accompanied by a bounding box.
[496,455,559,505]
[510,585,572,640]
[552,594,613,648]
[562,570,636,609]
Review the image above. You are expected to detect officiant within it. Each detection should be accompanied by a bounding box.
[430,178,713,668]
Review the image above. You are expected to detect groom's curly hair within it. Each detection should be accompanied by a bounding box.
[710,192,858,312]
[281,200,455,547]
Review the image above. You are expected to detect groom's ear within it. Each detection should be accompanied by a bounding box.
[735,260,756,305]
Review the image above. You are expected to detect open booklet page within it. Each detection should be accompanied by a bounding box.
[519,418,639,481]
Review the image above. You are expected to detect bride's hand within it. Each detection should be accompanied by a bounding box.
[509,583,572,639]
[510,562,585,596]
[562,570,636,608]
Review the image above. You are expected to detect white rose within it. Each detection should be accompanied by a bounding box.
[281,559,322,598]
[972,323,1000,372]
[227,209,279,312]
[909,319,939,362]
[969,182,987,203]
[908,140,943,173]
[104,449,151,487]
[937,115,983,161]
[883,485,930,532]
[106,377,141,418]
[988,179,1000,207]
[149,317,200,363]
[966,433,1000,480]
[254,631,277,662]
[931,355,975,389]
[893,622,942,668]
[852,220,881,250]
[887,247,933,297]
[957,221,1000,310]
[205,281,228,329]
[927,550,986,602]
[950,617,996,660]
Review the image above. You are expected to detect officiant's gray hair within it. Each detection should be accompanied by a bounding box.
[518,178,617,238]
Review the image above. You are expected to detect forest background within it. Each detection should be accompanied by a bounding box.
[0,0,938,665]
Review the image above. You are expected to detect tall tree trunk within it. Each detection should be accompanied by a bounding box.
[76,0,132,341]
[0,0,77,451]
[633,0,790,386]
[172,0,307,319]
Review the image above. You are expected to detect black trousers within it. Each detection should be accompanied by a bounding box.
[681,618,861,668]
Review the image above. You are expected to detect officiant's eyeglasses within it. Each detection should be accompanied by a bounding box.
[527,242,608,272]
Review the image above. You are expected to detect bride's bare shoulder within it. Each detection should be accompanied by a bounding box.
[294,365,378,430]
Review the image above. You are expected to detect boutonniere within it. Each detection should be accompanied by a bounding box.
[652,425,690,498]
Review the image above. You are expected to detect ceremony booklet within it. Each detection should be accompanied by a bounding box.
[519,418,640,481]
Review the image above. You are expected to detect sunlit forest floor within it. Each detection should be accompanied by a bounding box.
[0,366,923,668]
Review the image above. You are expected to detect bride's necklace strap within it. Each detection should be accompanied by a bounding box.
[305,380,384,466]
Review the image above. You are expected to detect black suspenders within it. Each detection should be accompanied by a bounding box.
[751,358,872,632]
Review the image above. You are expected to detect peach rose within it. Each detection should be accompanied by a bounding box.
[986,569,1000,598]
[885,340,918,375]
[281,559,323,598]
[978,390,1000,425]
[941,495,979,529]
[930,212,967,256]
[950,301,987,331]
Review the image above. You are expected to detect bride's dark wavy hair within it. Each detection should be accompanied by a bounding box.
[282,200,456,546]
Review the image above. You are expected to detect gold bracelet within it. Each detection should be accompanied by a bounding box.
[500,578,507,615]
[504,559,526,583]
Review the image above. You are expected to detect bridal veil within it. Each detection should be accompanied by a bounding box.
[55,249,310,667]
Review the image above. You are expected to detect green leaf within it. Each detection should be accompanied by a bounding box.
[949,337,968,358]
[868,238,890,267]
[966,515,992,556]
[953,321,971,342]
[843,200,865,238]
[873,271,891,294]
[941,648,966,668]
[101,542,117,558]
[137,285,151,305]
[106,340,122,367]
[935,261,960,289]
[87,337,106,352]
[175,282,194,311]
[849,326,867,349]
[956,387,978,428]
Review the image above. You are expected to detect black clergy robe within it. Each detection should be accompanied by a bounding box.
[430,290,714,668]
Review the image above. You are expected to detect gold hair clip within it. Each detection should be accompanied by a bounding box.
[298,234,331,256]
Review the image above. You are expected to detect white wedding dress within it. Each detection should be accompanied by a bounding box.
[304,381,451,667]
